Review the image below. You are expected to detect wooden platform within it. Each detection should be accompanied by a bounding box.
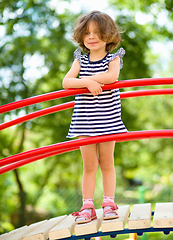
[1,203,173,240]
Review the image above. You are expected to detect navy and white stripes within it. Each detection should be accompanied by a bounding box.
[67,48,127,138]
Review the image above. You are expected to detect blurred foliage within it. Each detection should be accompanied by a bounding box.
[0,0,173,237]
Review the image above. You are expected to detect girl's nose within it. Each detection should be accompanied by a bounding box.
[89,32,94,38]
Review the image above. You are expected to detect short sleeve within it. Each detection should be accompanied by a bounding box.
[74,48,81,65]
[109,47,125,69]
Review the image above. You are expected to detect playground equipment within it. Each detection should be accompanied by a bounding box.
[0,77,173,240]
[1,202,173,240]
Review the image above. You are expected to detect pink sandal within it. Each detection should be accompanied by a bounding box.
[102,202,119,220]
[72,204,97,224]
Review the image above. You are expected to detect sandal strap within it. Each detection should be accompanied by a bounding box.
[80,204,95,211]
[103,207,118,215]
[103,207,118,219]
[102,202,119,219]
[72,204,97,222]
[72,204,95,216]
[77,211,91,220]
[102,202,118,209]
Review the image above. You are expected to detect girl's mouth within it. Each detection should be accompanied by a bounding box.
[89,42,97,45]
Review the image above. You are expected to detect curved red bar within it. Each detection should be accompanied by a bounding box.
[0,89,173,131]
[0,78,173,175]
[0,77,173,114]
[0,130,173,174]
[0,102,74,130]
[0,146,79,174]
[121,88,173,99]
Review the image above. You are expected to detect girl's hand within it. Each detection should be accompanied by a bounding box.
[85,78,104,96]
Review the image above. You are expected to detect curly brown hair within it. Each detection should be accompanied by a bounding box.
[72,11,123,53]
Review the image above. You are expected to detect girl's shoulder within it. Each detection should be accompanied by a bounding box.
[107,47,125,69]
[107,47,125,59]
[74,49,87,65]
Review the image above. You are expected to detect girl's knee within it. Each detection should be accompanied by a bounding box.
[83,161,98,173]
[99,157,114,172]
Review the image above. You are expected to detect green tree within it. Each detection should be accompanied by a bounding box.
[0,0,80,230]
[109,0,173,203]
[109,0,173,78]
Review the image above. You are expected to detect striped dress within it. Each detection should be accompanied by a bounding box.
[67,48,128,138]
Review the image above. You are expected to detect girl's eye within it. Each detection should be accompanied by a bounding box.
[85,32,89,35]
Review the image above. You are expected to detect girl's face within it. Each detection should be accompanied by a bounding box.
[83,21,107,53]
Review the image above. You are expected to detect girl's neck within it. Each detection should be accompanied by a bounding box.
[89,50,108,62]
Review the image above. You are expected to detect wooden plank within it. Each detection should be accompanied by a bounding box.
[22,215,67,240]
[0,226,27,240]
[74,209,103,236]
[7,220,47,240]
[153,202,173,228]
[128,203,151,229]
[49,214,75,240]
[101,205,130,232]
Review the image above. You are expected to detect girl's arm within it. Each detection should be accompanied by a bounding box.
[82,56,120,84]
[62,59,104,96]
[62,59,82,89]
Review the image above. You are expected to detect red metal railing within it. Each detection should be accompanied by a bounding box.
[0,130,173,174]
[0,77,173,114]
[0,77,173,174]
[0,89,173,131]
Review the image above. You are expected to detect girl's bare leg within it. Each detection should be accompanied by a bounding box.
[98,141,116,197]
[75,138,99,223]
[98,141,117,218]
[79,141,99,199]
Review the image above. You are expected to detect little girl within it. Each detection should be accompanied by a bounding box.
[63,10,127,223]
